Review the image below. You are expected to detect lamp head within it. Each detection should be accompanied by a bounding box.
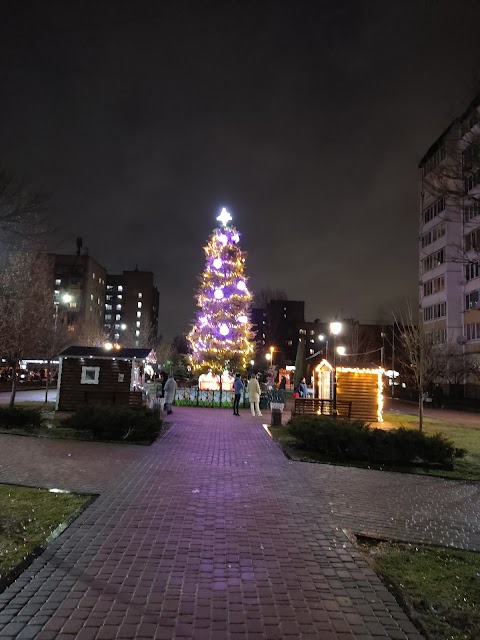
[330,321,342,335]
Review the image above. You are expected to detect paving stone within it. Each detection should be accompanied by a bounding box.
[2,406,473,638]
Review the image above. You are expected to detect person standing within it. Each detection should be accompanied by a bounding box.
[163,374,177,415]
[247,373,262,417]
[299,377,309,398]
[279,375,287,390]
[233,373,244,416]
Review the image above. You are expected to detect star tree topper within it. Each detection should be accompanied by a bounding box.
[216,207,232,227]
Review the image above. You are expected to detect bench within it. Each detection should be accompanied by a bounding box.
[292,398,352,420]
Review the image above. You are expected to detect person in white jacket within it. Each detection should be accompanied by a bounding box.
[163,374,177,415]
[247,374,262,417]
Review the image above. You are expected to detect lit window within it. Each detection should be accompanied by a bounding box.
[97,298,100,305]
[54,289,59,296]
[115,323,120,329]
[137,311,141,318]
[310,339,314,343]
[116,304,122,311]
[136,321,140,328]
[106,304,112,311]
[117,294,123,299]
[138,292,142,298]
[90,294,94,300]
[138,301,142,309]
[135,330,140,337]
[69,302,77,308]
[105,314,112,320]
[89,306,93,312]
[114,333,120,341]
[92,273,95,279]
[55,279,61,285]
[107,285,113,290]
[116,314,121,321]
[310,349,314,354]
[118,285,123,292]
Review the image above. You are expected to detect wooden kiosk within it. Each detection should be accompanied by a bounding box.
[56,346,156,412]
[314,359,383,422]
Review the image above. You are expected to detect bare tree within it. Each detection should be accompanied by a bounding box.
[396,311,449,431]
[0,164,48,243]
[0,249,55,405]
[341,320,383,366]
[36,305,75,403]
[117,322,159,350]
[253,287,288,309]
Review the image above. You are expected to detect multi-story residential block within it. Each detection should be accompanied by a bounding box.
[49,253,107,341]
[105,269,159,346]
[251,300,323,365]
[419,94,480,357]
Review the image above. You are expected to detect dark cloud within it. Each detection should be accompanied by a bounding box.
[1,0,480,335]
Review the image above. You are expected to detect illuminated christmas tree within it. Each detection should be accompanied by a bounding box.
[188,208,255,374]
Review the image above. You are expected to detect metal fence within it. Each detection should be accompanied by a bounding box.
[173,387,286,409]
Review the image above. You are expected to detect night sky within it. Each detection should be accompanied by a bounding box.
[2,1,480,337]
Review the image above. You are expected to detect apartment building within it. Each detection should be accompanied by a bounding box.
[49,253,107,340]
[105,269,159,346]
[419,94,480,355]
[251,300,323,366]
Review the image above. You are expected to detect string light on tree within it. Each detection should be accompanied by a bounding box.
[187,208,255,373]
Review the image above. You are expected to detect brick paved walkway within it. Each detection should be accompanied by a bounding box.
[1,407,478,639]
[0,433,146,494]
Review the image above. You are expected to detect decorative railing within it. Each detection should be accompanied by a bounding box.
[172,387,286,409]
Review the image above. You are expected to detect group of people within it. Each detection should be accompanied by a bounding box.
[294,377,310,398]
[232,373,263,417]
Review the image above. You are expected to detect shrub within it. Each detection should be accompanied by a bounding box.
[62,405,162,442]
[0,406,44,430]
[288,415,465,467]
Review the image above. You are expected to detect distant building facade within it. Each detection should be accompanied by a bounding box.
[251,300,323,366]
[105,269,159,346]
[49,253,106,340]
[419,94,480,358]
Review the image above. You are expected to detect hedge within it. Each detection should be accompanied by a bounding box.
[288,415,465,467]
[62,405,162,443]
[0,407,44,430]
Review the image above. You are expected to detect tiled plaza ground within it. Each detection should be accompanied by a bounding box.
[0,406,478,639]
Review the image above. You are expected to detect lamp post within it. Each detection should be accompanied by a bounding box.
[330,321,342,414]
[265,346,275,366]
[54,293,72,330]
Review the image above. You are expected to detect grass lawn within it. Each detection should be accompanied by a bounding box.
[0,484,91,585]
[360,539,480,640]
[385,412,480,481]
[269,410,480,480]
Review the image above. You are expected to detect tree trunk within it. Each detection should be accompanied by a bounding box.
[418,388,424,432]
[10,360,18,407]
[45,360,51,403]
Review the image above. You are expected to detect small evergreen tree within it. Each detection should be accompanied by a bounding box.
[293,338,306,388]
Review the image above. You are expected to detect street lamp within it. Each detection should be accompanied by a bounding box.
[265,346,275,367]
[337,346,346,356]
[54,293,73,329]
[329,321,342,414]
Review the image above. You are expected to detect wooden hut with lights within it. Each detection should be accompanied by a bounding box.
[56,346,156,412]
[314,359,383,422]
